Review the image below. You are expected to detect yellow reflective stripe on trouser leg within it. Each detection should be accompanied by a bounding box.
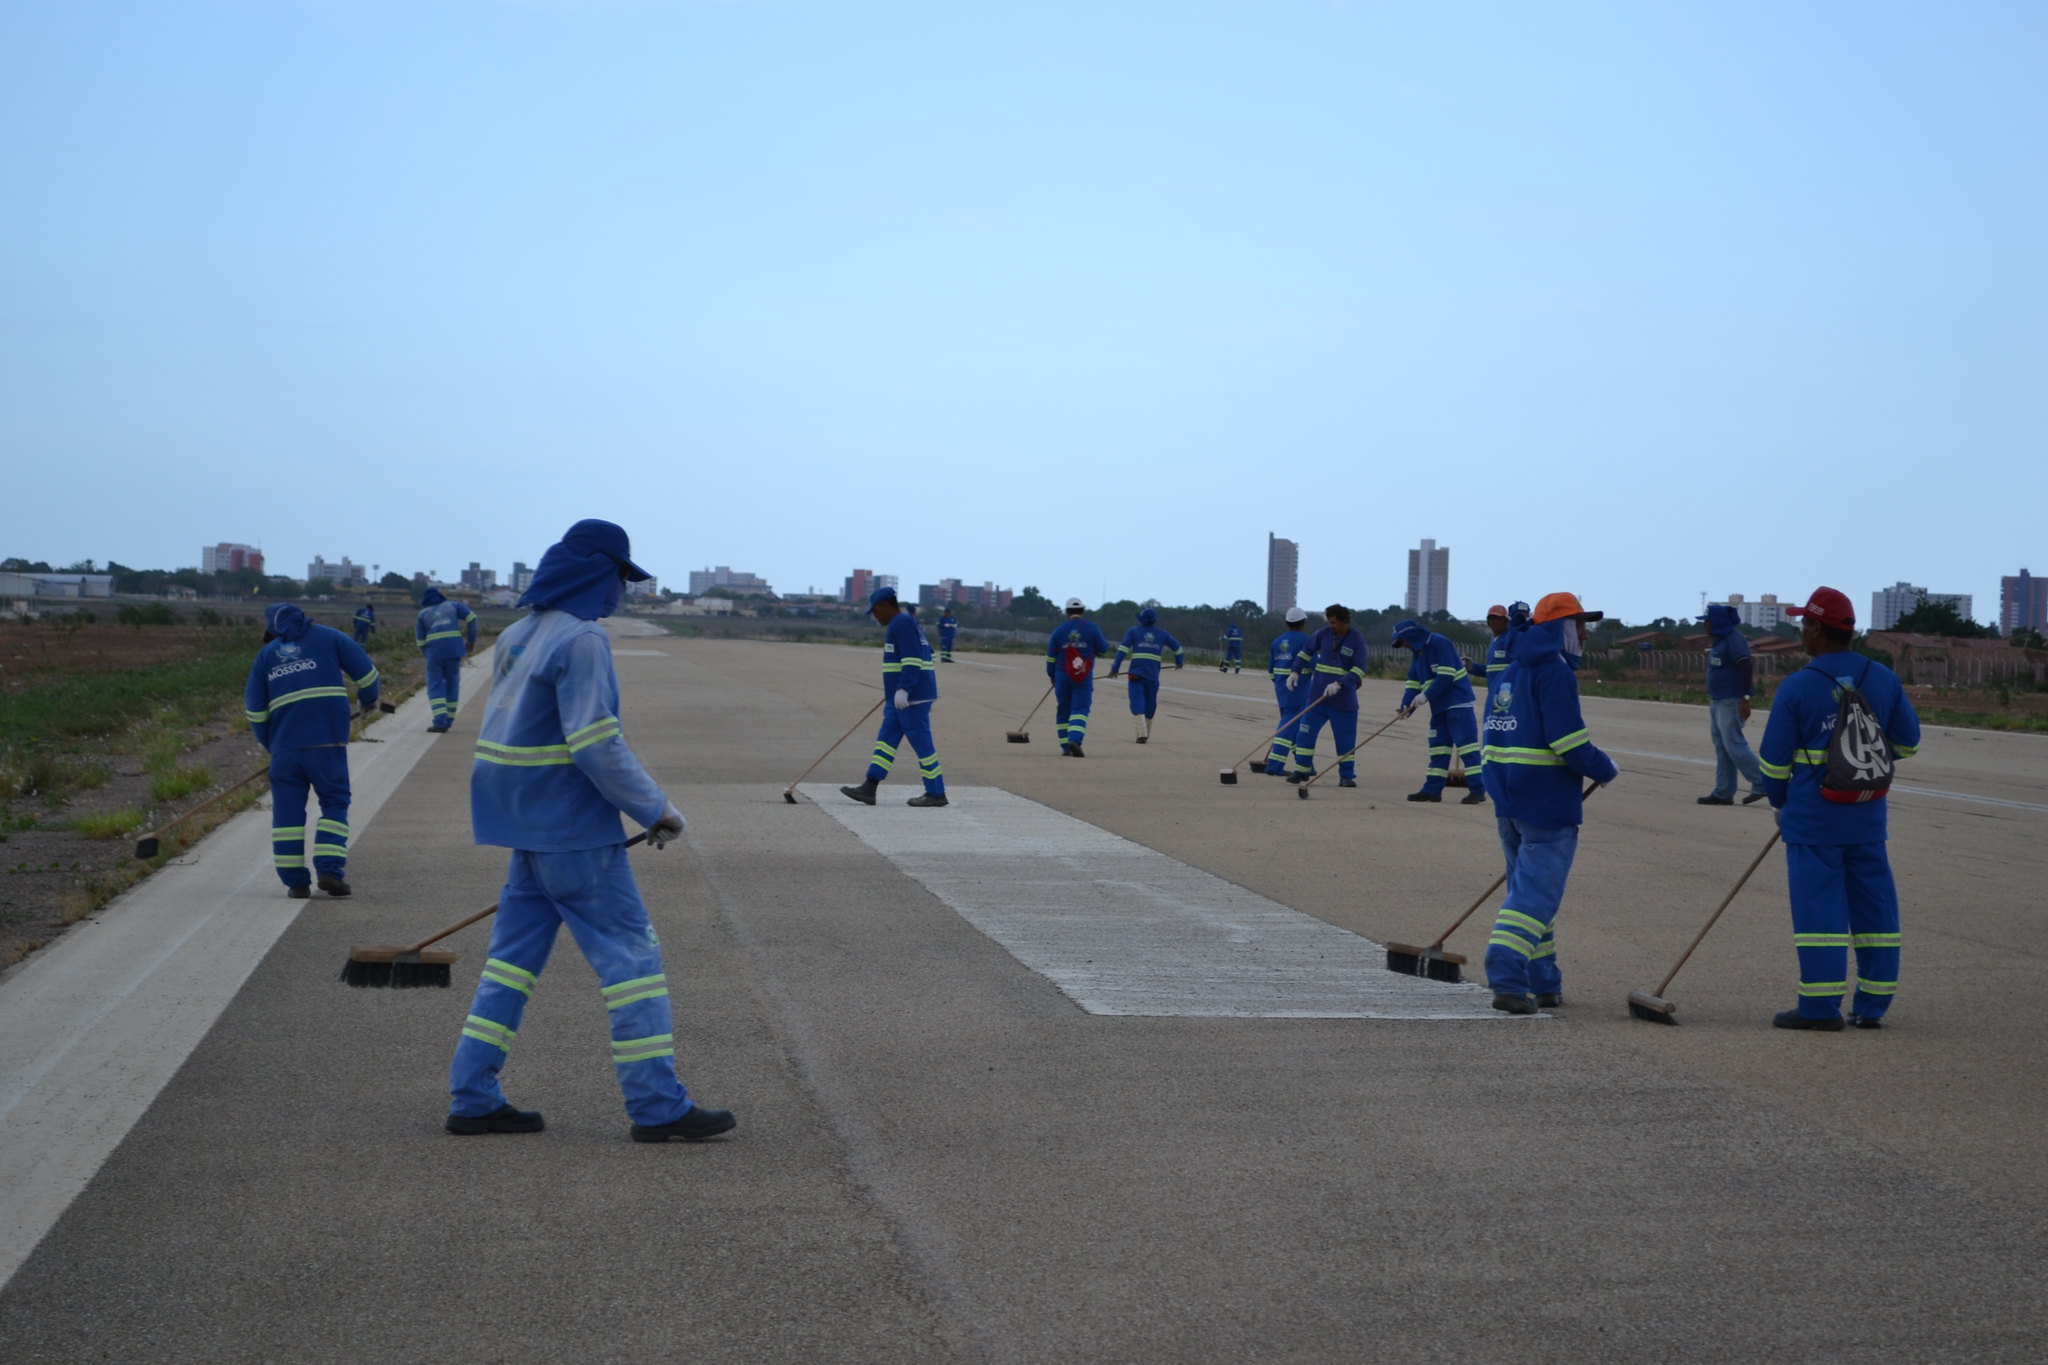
[481,958,538,996]
[612,1033,676,1065]
[602,974,670,1010]
[461,1015,516,1052]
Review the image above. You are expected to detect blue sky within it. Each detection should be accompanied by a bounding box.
[3,1,2041,624]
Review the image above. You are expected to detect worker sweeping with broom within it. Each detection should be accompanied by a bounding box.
[1478,592,1618,1015]
[415,586,478,732]
[446,518,734,1142]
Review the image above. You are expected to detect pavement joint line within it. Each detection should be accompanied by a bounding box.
[803,784,1518,1020]
[1607,747,2048,813]
[0,655,486,1293]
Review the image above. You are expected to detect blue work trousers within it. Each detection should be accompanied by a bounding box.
[353,624,373,644]
[1266,681,1309,771]
[865,703,945,795]
[1124,674,1160,720]
[939,631,957,661]
[1423,705,1483,794]
[1222,643,1242,671]
[1292,704,1357,779]
[1786,841,1900,1021]
[449,844,694,1126]
[1709,697,1766,801]
[268,745,351,888]
[426,655,463,729]
[1054,676,1095,745]
[1484,818,1577,999]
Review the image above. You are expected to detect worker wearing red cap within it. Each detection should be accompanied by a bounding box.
[1479,592,1618,1014]
[1758,587,1920,1030]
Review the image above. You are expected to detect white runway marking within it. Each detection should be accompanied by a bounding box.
[804,785,1509,1020]
[611,649,670,656]
[1607,748,2048,814]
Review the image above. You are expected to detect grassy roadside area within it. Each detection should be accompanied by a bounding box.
[0,612,444,970]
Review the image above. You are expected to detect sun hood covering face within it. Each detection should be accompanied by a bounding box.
[519,539,626,620]
[264,603,311,642]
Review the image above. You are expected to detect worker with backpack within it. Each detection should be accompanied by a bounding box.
[1758,587,1922,1031]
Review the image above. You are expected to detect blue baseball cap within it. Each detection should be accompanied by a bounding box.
[864,585,898,615]
[559,519,651,582]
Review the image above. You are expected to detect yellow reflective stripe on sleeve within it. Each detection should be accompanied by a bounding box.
[1793,749,1828,766]
[1894,743,1918,758]
[246,708,270,723]
[566,719,622,753]
[353,666,380,689]
[1759,759,1792,779]
[1550,729,1589,754]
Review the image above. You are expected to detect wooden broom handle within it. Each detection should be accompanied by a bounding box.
[1653,829,1780,997]
[404,833,650,952]
[1425,783,1601,947]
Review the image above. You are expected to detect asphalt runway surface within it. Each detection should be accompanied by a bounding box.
[3,627,2045,1362]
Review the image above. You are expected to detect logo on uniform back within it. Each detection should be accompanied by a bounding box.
[1493,682,1513,713]
[277,642,300,660]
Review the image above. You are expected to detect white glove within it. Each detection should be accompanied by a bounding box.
[1323,682,1342,699]
[893,688,911,710]
[1285,674,1299,691]
[648,802,685,850]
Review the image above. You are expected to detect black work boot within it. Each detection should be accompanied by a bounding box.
[446,1103,545,1136]
[1286,770,1314,785]
[839,780,878,806]
[1461,789,1488,806]
[318,875,352,897]
[631,1104,737,1143]
[1407,790,1442,803]
[1492,993,1538,1016]
[1536,993,1563,1008]
[1697,794,1734,806]
[1338,777,1357,788]
[1772,1009,1845,1031]
[287,884,311,900]
[906,793,950,808]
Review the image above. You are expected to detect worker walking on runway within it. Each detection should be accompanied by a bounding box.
[352,602,377,645]
[841,585,949,806]
[1394,618,1486,805]
[1759,587,1921,1031]
[415,587,479,733]
[1479,592,1618,1014]
[1698,603,1769,806]
[1286,604,1366,787]
[1262,607,1312,774]
[448,518,733,1142]
[938,607,959,662]
[244,602,381,898]
[1046,598,1112,756]
[1107,606,1183,744]
[1220,623,1243,673]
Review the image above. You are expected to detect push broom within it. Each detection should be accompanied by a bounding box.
[1217,698,1322,784]
[1292,713,1406,799]
[782,697,885,804]
[1006,684,1054,744]
[134,703,397,858]
[341,833,650,988]
[1627,829,1780,1024]
[1385,782,1599,981]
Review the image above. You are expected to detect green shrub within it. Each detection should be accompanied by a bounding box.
[150,764,213,802]
[72,808,145,840]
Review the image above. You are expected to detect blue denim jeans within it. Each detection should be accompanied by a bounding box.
[1484,818,1578,998]
[1708,696,1765,800]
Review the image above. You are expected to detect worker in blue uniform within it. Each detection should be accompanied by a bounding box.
[938,608,959,662]
[415,587,479,733]
[1107,606,1183,744]
[1394,618,1486,805]
[244,602,381,898]
[1262,607,1312,775]
[841,585,948,806]
[1286,604,1367,787]
[1482,605,1513,702]
[1045,598,1112,756]
[1479,592,1618,1014]
[1220,623,1243,674]
[352,602,377,644]
[447,518,734,1143]
[1698,602,1769,806]
[1758,586,1921,1031]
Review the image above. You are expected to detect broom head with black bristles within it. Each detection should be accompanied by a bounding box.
[1627,990,1678,1024]
[1006,730,1030,743]
[341,946,458,989]
[1218,767,1237,785]
[1384,942,1466,983]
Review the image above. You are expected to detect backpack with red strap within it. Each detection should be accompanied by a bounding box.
[1061,632,1094,683]
[1811,657,1895,804]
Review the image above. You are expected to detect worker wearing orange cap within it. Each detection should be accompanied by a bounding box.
[1478,592,1618,1014]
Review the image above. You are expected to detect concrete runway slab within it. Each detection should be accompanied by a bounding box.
[3,632,2045,1362]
